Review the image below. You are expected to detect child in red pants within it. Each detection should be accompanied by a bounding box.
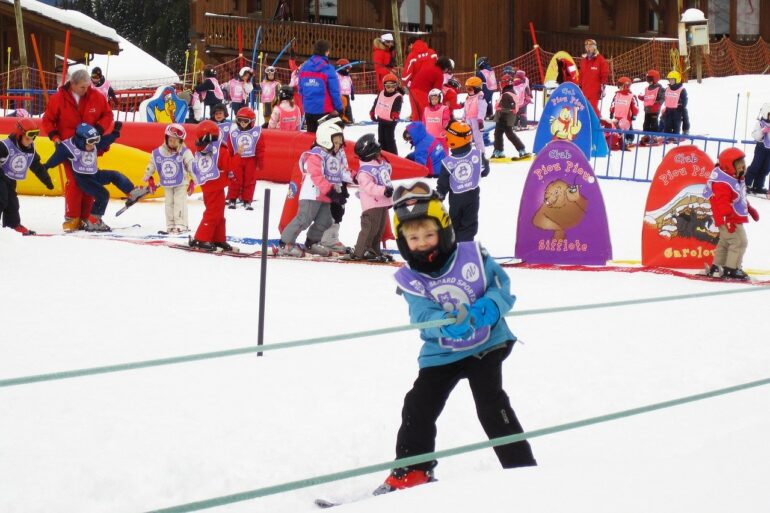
[190,120,238,252]
[226,107,265,211]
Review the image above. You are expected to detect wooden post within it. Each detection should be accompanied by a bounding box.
[4,47,10,112]
[13,0,30,93]
[391,0,404,71]
[695,45,702,83]
[419,0,425,32]
[105,51,112,76]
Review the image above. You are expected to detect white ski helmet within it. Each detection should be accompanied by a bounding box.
[760,102,770,121]
[316,118,344,151]
[265,66,277,74]
[428,88,443,102]
[239,67,253,77]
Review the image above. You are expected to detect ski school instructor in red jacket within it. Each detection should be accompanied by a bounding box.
[42,68,115,232]
[578,39,610,117]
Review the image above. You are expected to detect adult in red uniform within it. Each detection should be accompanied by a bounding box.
[409,56,453,125]
[372,33,396,92]
[402,37,438,121]
[42,68,115,232]
[578,39,609,116]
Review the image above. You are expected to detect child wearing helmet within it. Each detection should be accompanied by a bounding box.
[374,181,536,495]
[188,119,238,251]
[0,118,54,235]
[744,103,770,195]
[607,76,639,150]
[277,117,352,257]
[210,103,233,135]
[436,120,490,241]
[475,56,498,119]
[42,122,148,232]
[193,68,225,119]
[463,76,490,151]
[142,123,195,233]
[226,106,265,210]
[336,58,356,124]
[258,66,281,122]
[268,86,302,131]
[442,77,462,112]
[661,70,688,140]
[491,75,530,159]
[638,70,665,145]
[703,147,760,280]
[370,73,404,155]
[341,133,394,261]
[423,89,450,150]
[403,121,447,178]
[228,67,255,118]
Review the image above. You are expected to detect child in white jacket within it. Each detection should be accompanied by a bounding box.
[745,102,770,195]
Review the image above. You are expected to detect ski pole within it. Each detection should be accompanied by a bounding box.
[251,25,262,70]
[257,188,271,357]
[256,51,264,121]
[336,60,365,72]
[744,91,751,140]
[183,49,189,89]
[732,92,740,141]
[191,48,198,87]
[271,38,295,67]
[4,47,10,112]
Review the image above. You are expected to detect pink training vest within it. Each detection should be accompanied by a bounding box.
[338,74,352,96]
[643,86,659,107]
[664,87,683,109]
[464,94,480,120]
[374,91,401,120]
[199,77,224,102]
[423,104,447,138]
[261,80,279,103]
[479,69,498,91]
[228,79,249,102]
[612,94,633,130]
[513,84,527,109]
[93,80,111,100]
[277,104,302,131]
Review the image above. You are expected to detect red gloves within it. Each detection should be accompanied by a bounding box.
[370,111,376,121]
[477,119,484,129]
[147,177,157,194]
[748,204,760,222]
[187,180,195,196]
[391,112,400,120]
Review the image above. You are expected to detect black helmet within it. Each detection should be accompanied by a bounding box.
[354,133,382,162]
[446,78,460,90]
[210,103,228,120]
[278,85,295,101]
[476,56,489,68]
[392,181,456,272]
[204,68,216,78]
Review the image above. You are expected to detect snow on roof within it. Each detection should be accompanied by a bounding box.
[75,35,181,89]
[1,0,120,43]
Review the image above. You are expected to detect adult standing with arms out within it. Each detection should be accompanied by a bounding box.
[410,56,453,126]
[42,68,115,232]
[402,37,438,121]
[578,39,609,116]
[298,40,343,133]
[372,33,396,92]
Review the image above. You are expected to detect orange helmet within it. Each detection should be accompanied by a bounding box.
[383,73,399,85]
[195,120,220,148]
[445,120,473,149]
[15,117,40,140]
[717,147,746,177]
[617,76,632,89]
[465,76,483,89]
[499,74,514,89]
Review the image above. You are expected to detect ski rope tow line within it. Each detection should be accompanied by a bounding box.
[1,287,768,388]
[146,375,770,512]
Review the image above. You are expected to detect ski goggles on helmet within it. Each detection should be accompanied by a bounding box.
[392,180,436,207]
[166,125,186,139]
[23,128,40,139]
[85,134,101,145]
[236,117,253,125]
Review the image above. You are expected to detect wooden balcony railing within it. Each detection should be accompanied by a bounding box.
[204,13,444,65]
[529,30,677,58]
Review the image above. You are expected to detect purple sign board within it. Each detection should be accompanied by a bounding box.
[515,140,612,265]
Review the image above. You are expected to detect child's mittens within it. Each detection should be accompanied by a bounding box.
[441,304,475,340]
[748,204,760,222]
[391,112,400,120]
[187,180,196,196]
[147,177,157,194]
[477,119,484,129]
[763,125,770,134]
[370,111,377,122]
[467,297,500,328]
[383,185,394,198]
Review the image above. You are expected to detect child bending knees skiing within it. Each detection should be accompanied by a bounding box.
[43,122,147,232]
[143,123,195,233]
[277,117,352,257]
[374,181,536,495]
[341,133,394,262]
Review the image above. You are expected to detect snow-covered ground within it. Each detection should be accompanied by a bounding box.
[1,76,770,513]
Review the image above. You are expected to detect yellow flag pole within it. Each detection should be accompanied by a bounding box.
[105,51,111,76]
[5,47,11,112]
[191,48,199,87]
[85,52,89,67]
[183,49,189,89]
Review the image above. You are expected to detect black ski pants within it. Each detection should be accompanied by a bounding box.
[394,341,536,471]
[448,187,480,242]
[0,175,21,229]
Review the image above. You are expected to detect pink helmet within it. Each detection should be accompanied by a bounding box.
[165,123,186,140]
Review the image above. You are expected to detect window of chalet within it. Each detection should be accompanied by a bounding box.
[639,1,659,33]
[399,0,434,32]
[572,0,590,28]
[308,0,338,24]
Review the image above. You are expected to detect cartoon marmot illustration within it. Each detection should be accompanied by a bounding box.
[550,106,582,141]
[532,179,588,239]
[643,186,719,243]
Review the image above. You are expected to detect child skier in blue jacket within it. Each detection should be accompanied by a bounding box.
[373,181,536,495]
[403,121,446,178]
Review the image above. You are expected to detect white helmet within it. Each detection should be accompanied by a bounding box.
[165,123,187,140]
[760,102,770,121]
[316,118,344,151]
[265,66,276,74]
[239,67,253,77]
[428,88,443,102]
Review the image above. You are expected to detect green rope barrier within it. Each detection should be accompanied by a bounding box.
[148,375,770,512]
[1,287,766,389]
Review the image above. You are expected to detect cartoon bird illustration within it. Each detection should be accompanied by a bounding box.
[550,106,582,141]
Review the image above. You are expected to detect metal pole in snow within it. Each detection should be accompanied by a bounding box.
[257,188,271,357]
[732,92,740,141]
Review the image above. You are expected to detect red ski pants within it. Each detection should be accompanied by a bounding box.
[226,157,258,202]
[63,161,94,220]
[195,182,227,243]
[409,89,429,122]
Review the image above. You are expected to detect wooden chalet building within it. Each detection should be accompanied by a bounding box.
[192,0,770,71]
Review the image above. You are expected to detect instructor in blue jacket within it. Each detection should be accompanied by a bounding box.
[299,40,343,133]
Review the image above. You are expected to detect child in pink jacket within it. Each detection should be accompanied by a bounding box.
[344,133,394,262]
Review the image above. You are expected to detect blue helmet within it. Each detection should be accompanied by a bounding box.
[476,56,489,69]
[74,123,100,150]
